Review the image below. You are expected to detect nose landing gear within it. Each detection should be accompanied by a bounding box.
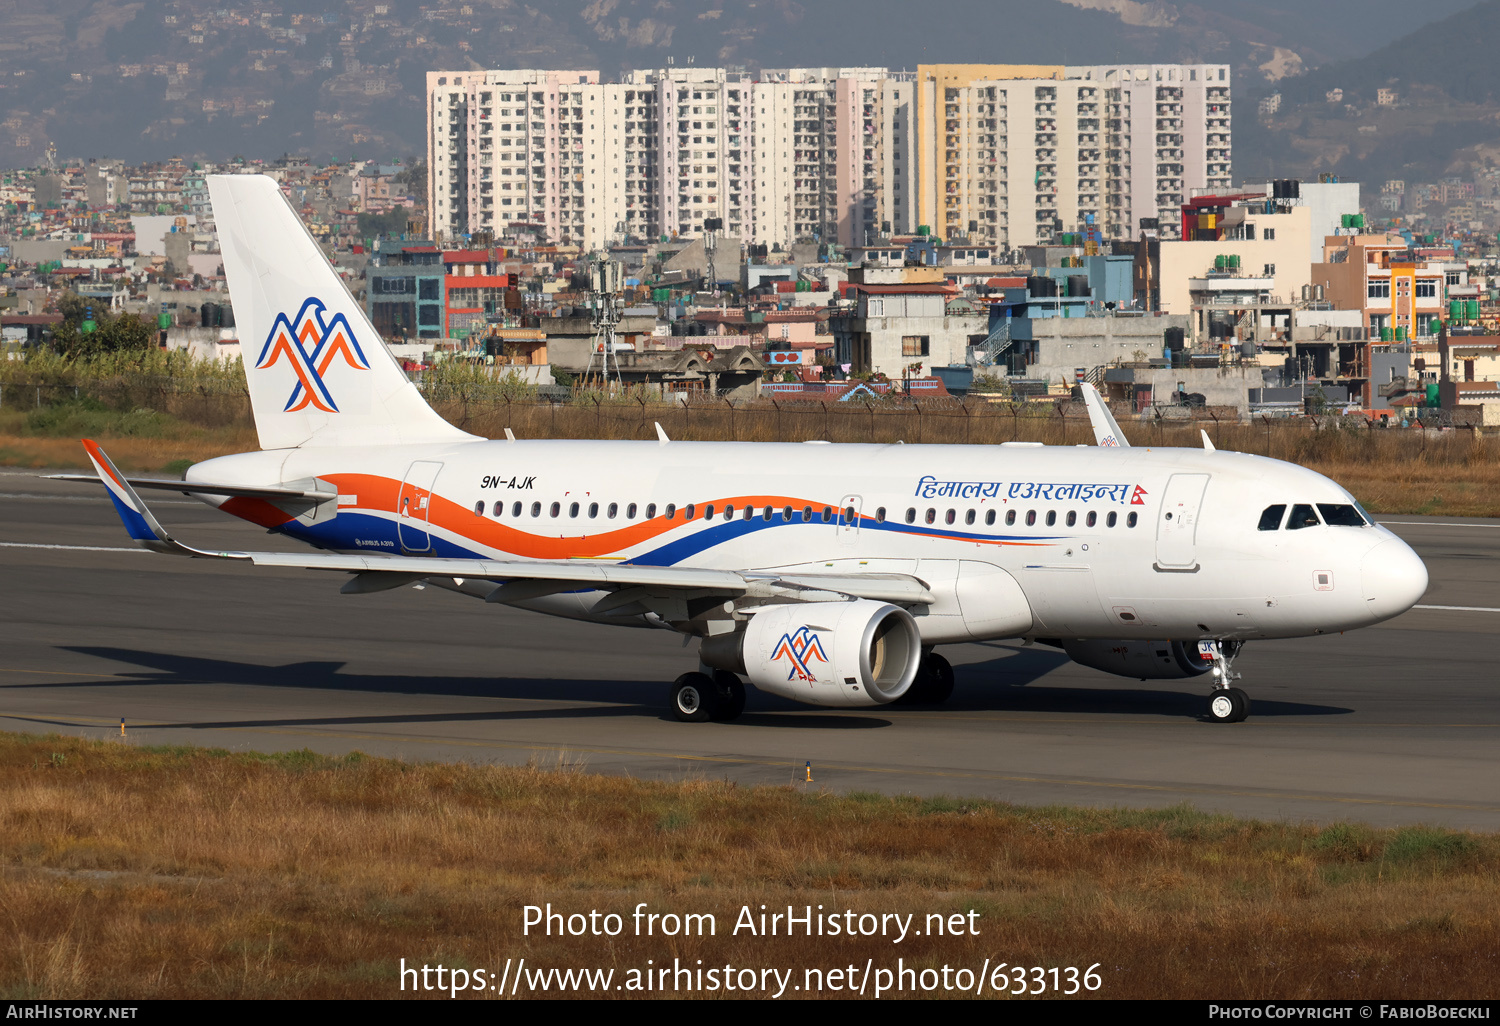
[1204,641,1250,723]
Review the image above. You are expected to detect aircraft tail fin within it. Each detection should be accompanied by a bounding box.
[208,174,476,451]
[1079,382,1129,448]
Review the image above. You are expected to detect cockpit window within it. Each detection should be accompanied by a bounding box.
[1286,504,1321,530]
[1317,503,1369,527]
[1257,504,1287,531]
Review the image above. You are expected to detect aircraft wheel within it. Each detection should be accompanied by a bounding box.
[899,652,954,705]
[671,672,717,722]
[710,671,746,722]
[1207,687,1246,724]
[924,653,955,704]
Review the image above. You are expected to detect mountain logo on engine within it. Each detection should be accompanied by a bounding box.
[771,626,829,682]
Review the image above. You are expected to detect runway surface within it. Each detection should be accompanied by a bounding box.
[1,467,1496,830]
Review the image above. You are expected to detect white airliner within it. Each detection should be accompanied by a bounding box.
[68,175,1429,724]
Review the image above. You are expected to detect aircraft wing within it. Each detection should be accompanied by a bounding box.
[1079,382,1130,447]
[74,439,935,608]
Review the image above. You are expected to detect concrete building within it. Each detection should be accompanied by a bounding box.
[425,68,603,246]
[428,65,896,251]
[430,62,1228,253]
[830,267,987,377]
[751,68,915,249]
[1315,233,1447,341]
[1157,203,1313,326]
[914,62,1230,249]
[1067,63,1234,240]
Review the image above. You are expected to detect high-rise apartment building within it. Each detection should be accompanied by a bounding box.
[1067,63,1233,239]
[749,68,914,250]
[917,63,1230,248]
[428,62,1228,250]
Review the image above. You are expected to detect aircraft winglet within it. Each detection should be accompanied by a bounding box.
[1079,382,1129,448]
[79,439,247,559]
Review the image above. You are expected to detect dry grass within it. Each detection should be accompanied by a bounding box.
[0,733,1495,999]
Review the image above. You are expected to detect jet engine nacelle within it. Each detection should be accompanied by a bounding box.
[1061,639,1216,680]
[701,600,922,707]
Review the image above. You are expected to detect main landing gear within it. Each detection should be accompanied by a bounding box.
[669,670,746,723]
[1204,641,1250,723]
[897,650,955,706]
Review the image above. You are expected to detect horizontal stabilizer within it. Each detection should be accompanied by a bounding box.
[77,440,249,559]
[49,474,334,501]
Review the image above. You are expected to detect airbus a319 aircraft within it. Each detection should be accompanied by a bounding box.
[67,175,1429,724]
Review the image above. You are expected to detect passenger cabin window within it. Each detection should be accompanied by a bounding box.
[1258,504,1287,531]
[704,504,715,519]
[1005,510,1016,526]
[685,504,696,519]
[1086,511,1096,527]
[925,508,936,524]
[1286,504,1320,530]
[1126,512,1138,527]
[550,502,561,518]
[821,506,832,523]
[1045,511,1057,526]
[985,510,996,525]
[644,503,656,518]
[511,501,521,517]
[876,507,887,523]
[945,509,956,525]
[1107,511,1117,527]
[531,502,541,517]
[1026,510,1036,526]
[1066,511,1076,527]
[588,502,599,518]
[569,502,580,517]
[475,501,485,516]
[607,503,618,519]
[1318,503,1368,527]
[665,503,676,519]
[965,510,976,526]
[905,508,916,524]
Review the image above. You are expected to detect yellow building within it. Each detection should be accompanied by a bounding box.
[915,65,1063,238]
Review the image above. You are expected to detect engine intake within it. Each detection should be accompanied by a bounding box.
[1061,639,1216,680]
[701,600,921,707]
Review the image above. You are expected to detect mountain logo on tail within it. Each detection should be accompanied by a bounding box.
[771,626,829,682]
[256,298,371,413]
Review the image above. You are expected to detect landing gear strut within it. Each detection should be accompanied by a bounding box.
[1204,641,1250,723]
[898,650,955,705]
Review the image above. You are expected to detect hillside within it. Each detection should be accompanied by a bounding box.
[1239,0,1500,185]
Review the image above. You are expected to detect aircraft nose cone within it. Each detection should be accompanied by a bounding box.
[1361,538,1428,623]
